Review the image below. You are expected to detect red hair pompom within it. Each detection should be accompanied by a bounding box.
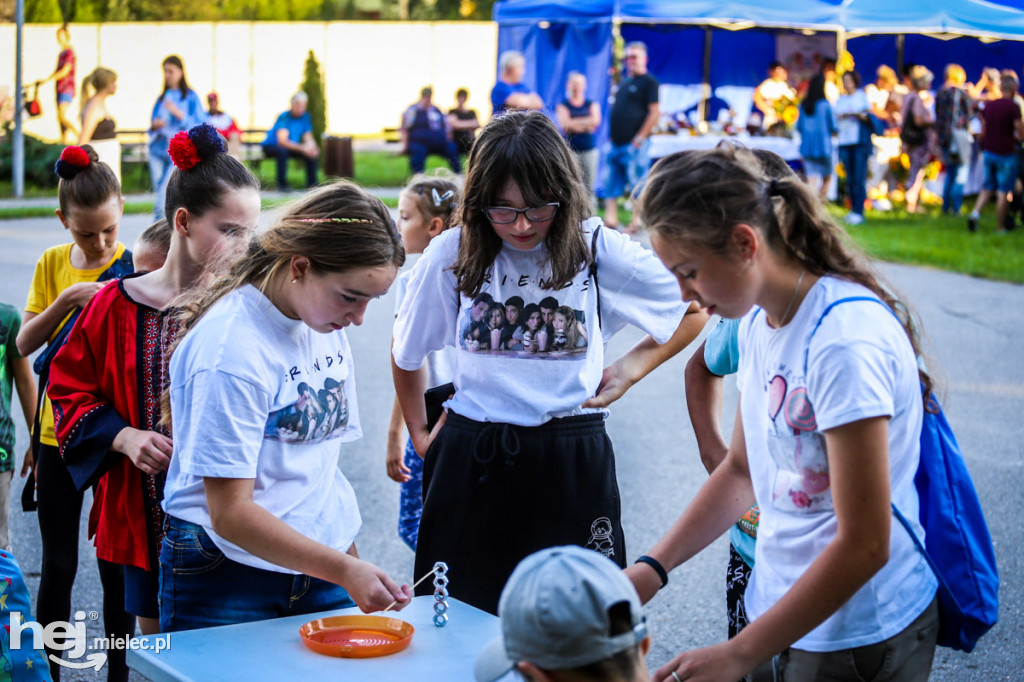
[168,131,201,171]
[60,146,90,167]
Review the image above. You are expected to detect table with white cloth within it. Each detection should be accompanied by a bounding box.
[127,596,500,682]
[648,132,802,163]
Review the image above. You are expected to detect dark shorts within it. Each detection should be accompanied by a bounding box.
[414,411,624,614]
[124,564,160,619]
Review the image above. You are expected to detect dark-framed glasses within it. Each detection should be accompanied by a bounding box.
[483,203,559,224]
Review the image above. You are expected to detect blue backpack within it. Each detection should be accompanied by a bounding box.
[806,296,999,652]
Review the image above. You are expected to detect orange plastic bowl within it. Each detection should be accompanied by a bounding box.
[299,615,415,658]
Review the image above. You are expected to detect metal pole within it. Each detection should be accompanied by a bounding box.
[701,27,713,124]
[13,0,25,197]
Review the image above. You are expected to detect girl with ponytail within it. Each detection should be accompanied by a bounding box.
[79,67,120,182]
[156,178,411,632]
[18,145,134,682]
[627,146,939,682]
[49,124,261,636]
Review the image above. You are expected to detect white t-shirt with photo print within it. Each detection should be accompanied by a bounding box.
[737,276,937,651]
[163,284,363,573]
[392,218,688,427]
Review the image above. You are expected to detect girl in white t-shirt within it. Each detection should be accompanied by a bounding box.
[627,145,939,681]
[386,173,461,551]
[392,111,707,614]
[159,180,412,632]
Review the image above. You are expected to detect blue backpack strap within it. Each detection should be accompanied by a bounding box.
[802,295,891,375]
[806,293,998,652]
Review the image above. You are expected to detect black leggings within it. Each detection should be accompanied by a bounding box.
[36,444,135,682]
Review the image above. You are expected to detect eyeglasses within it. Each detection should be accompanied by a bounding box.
[624,54,641,60]
[483,203,559,224]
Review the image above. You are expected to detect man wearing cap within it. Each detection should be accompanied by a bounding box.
[476,546,652,682]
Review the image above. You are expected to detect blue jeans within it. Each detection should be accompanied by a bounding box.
[598,140,650,199]
[397,438,424,551]
[263,144,319,191]
[940,146,965,214]
[148,142,174,220]
[407,138,462,175]
[839,144,871,217]
[159,516,356,632]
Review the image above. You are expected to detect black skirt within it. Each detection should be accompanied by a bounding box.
[413,411,625,615]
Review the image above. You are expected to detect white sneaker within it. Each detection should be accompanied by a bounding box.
[872,198,893,211]
[844,213,865,226]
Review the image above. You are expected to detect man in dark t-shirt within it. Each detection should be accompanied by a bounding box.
[599,42,660,229]
[968,74,1024,233]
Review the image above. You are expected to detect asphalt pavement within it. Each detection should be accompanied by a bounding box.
[0,211,1021,680]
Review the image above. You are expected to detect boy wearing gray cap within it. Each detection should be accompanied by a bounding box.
[475,546,652,682]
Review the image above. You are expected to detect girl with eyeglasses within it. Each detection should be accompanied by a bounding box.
[392,110,707,614]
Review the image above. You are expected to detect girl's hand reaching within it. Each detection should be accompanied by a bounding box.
[653,642,752,682]
[582,363,635,409]
[342,558,412,613]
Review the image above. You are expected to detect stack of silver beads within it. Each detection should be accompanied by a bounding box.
[433,561,449,627]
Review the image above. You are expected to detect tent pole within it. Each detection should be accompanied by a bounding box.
[701,27,712,124]
[896,34,905,76]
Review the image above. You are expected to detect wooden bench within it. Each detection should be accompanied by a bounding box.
[118,128,268,167]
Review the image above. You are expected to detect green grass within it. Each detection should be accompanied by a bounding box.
[598,200,1024,284]
[2,151,452,200]
[831,206,1024,284]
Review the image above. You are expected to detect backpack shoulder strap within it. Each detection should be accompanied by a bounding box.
[802,295,891,375]
[589,224,602,330]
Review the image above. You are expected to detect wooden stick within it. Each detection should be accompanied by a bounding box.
[382,570,435,612]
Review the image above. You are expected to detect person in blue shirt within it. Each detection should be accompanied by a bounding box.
[490,51,543,118]
[400,87,461,175]
[149,55,206,219]
[262,91,319,192]
[795,74,838,204]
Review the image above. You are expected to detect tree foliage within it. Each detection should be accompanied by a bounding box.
[26,0,495,21]
[301,50,326,146]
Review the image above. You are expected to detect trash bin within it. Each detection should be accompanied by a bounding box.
[323,135,354,179]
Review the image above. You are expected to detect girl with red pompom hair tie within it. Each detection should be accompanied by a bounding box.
[18,145,136,682]
[48,123,262,637]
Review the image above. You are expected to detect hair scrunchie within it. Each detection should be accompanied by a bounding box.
[54,146,91,180]
[168,122,227,171]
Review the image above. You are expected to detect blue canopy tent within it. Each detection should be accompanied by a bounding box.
[493,0,1024,123]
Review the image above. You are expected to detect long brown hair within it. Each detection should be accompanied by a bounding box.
[452,110,590,298]
[161,180,404,425]
[637,145,934,402]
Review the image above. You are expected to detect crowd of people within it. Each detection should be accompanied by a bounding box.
[754,58,1024,233]
[4,25,980,682]
[0,97,953,682]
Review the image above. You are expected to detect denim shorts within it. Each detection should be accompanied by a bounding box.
[802,156,832,178]
[982,151,1018,193]
[158,515,356,632]
[599,141,649,199]
[56,92,73,105]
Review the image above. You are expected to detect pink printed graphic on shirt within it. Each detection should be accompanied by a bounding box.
[766,376,832,513]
